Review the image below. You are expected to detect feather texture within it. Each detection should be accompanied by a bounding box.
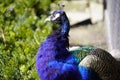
[70,46,94,61]
[80,48,120,80]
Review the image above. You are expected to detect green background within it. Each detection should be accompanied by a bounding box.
[0,0,58,79]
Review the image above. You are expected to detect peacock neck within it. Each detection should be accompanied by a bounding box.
[56,13,70,37]
[37,13,70,62]
[61,17,70,36]
[50,14,70,60]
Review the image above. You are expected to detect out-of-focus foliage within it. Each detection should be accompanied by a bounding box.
[0,0,58,79]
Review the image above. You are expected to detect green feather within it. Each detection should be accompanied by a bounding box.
[70,46,94,61]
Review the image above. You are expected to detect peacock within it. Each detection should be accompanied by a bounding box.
[36,6,120,80]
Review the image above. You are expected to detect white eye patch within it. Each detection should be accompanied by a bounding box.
[52,13,60,20]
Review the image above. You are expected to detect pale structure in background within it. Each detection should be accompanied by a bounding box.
[105,0,120,60]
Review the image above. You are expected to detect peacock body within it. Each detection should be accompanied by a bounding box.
[80,48,120,80]
[36,9,120,80]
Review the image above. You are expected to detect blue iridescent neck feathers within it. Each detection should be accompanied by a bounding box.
[36,10,72,80]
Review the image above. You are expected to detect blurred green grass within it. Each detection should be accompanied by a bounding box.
[0,0,58,80]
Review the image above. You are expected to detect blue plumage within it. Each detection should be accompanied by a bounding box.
[36,10,101,80]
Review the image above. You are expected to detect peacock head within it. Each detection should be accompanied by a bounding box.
[45,10,69,25]
[45,4,70,35]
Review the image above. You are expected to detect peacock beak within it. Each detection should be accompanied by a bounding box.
[45,16,51,22]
